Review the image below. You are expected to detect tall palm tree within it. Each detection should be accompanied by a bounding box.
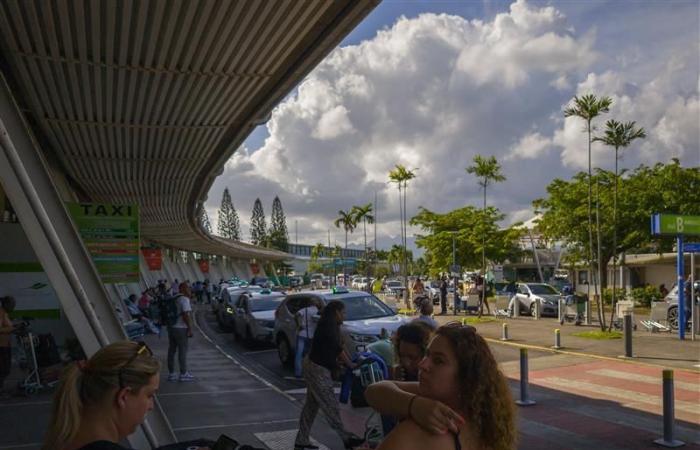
[352,203,375,291]
[593,119,646,330]
[564,94,612,329]
[389,165,417,306]
[334,209,356,285]
[466,155,505,317]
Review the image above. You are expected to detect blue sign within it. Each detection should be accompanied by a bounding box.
[683,243,700,253]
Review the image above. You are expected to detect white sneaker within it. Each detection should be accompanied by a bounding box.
[179,372,195,382]
[167,373,178,382]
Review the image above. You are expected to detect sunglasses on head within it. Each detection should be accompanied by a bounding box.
[118,341,153,389]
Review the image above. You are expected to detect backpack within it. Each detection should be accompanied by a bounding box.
[159,294,182,327]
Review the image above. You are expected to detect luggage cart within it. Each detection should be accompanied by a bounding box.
[13,322,58,395]
[559,294,587,325]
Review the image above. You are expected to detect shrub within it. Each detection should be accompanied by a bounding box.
[630,286,661,307]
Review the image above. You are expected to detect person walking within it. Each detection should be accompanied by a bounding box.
[0,296,15,398]
[294,298,323,379]
[439,276,448,315]
[294,301,364,450]
[166,283,195,382]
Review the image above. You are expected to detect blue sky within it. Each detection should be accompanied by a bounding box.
[212,0,699,251]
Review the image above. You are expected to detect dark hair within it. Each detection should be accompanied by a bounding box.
[1,296,16,313]
[319,300,344,325]
[393,321,434,357]
[435,325,516,450]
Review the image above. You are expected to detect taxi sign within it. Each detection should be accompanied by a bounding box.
[651,214,700,236]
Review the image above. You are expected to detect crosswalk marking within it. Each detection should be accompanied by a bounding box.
[255,429,329,450]
[588,369,700,393]
[540,377,700,415]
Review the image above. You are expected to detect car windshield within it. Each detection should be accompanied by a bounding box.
[335,294,394,320]
[249,297,284,312]
[386,281,402,287]
[528,284,559,295]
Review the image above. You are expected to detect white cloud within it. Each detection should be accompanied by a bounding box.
[207,0,699,250]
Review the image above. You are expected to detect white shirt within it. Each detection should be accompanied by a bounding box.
[297,305,319,339]
[172,295,192,329]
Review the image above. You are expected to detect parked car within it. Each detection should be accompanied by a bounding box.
[426,280,441,304]
[231,290,286,343]
[385,279,406,297]
[352,277,370,290]
[273,287,409,366]
[512,283,561,317]
[288,275,304,288]
[216,285,263,328]
[250,276,274,288]
[656,282,699,330]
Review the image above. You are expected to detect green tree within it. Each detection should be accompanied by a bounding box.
[352,203,374,290]
[593,120,646,330]
[534,161,700,328]
[269,196,289,252]
[389,164,417,305]
[334,209,357,283]
[308,242,326,274]
[466,155,506,316]
[250,198,267,246]
[410,206,523,277]
[564,94,612,326]
[218,188,240,240]
[198,204,212,235]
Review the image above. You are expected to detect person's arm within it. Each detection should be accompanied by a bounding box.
[365,381,464,434]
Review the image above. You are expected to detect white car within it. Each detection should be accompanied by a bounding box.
[231,290,286,343]
[216,285,262,328]
[273,287,409,366]
[512,282,561,317]
[352,277,370,290]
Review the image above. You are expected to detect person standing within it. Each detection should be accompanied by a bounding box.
[0,296,15,398]
[167,283,195,382]
[439,276,448,315]
[294,301,363,450]
[294,299,323,379]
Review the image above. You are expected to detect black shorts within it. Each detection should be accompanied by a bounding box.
[0,346,11,378]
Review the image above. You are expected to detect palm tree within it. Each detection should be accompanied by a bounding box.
[352,203,375,291]
[564,94,612,329]
[466,155,505,317]
[334,209,356,285]
[593,120,646,330]
[388,164,417,306]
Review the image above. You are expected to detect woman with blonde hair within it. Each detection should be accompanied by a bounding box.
[366,322,516,450]
[43,340,205,450]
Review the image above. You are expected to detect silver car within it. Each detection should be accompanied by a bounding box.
[273,287,409,367]
[216,285,262,328]
[231,290,286,343]
[512,283,560,317]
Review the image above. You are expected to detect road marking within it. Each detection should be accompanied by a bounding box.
[588,368,700,393]
[173,418,298,432]
[193,309,298,403]
[540,376,700,415]
[255,429,329,450]
[158,387,272,397]
[284,387,342,395]
[243,349,277,355]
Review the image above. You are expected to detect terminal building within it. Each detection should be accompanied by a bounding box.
[0,1,379,447]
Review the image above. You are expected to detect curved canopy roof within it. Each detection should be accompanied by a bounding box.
[0,0,377,261]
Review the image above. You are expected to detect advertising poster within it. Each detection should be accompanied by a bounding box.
[142,248,162,271]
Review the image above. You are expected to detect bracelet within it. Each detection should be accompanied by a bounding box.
[407,394,417,419]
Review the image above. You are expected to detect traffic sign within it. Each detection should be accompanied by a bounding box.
[651,214,700,236]
[684,243,700,253]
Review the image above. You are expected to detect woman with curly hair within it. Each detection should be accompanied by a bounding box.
[366,322,516,450]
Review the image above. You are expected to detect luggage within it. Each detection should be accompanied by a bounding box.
[36,333,61,368]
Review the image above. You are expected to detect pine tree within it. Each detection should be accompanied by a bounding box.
[250,198,267,246]
[269,196,289,252]
[218,188,240,240]
[198,204,212,234]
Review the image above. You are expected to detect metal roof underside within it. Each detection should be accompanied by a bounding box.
[0,0,378,261]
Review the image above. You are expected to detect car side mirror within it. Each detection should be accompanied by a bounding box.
[525,292,530,297]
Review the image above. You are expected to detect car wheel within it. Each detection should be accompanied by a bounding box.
[529,302,536,317]
[667,306,678,330]
[277,335,292,367]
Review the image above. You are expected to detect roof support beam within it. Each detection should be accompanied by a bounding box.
[0,72,176,448]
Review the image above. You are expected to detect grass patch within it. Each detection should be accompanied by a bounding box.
[463,316,497,324]
[572,330,623,340]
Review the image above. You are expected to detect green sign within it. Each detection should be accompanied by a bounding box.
[651,214,700,236]
[66,203,140,283]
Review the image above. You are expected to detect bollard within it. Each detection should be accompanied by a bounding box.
[553,329,562,349]
[513,300,520,318]
[515,348,536,406]
[558,298,564,324]
[584,297,591,325]
[533,299,541,320]
[501,323,510,341]
[624,313,633,358]
[654,370,684,447]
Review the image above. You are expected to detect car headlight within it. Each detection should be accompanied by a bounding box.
[349,333,379,344]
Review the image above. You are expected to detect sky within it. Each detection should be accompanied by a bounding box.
[206,0,700,254]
